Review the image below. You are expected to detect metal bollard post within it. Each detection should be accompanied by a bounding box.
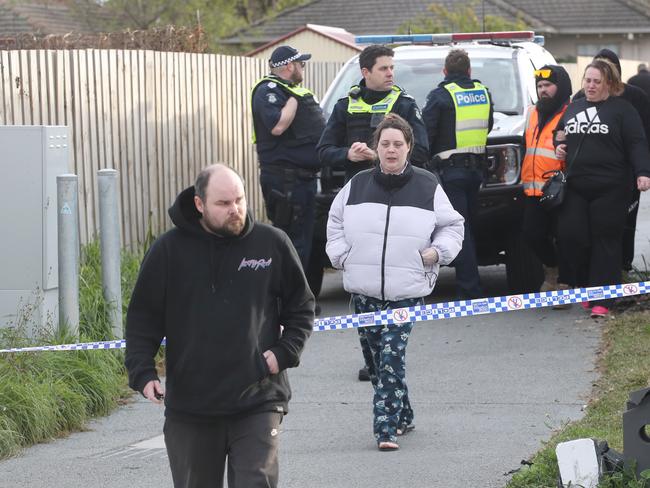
[57,174,80,338]
[97,169,123,339]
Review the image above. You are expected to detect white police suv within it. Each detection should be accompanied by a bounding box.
[309,32,558,295]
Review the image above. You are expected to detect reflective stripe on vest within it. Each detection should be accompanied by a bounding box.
[250,76,318,143]
[521,105,567,197]
[347,85,402,114]
[443,82,490,155]
[523,181,546,191]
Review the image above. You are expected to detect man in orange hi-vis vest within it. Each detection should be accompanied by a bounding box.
[521,65,572,295]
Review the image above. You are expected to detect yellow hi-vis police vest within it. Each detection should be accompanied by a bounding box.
[346,85,401,114]
[250,76,319,143]
[437,82,490,159]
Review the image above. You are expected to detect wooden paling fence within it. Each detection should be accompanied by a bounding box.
[0,49,342,248]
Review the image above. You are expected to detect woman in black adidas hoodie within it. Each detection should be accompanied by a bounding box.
[555,59,650,317]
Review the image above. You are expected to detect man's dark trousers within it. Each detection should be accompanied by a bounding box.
[438,166,483,299]
[164,411,283,488]
[260,168,316,270]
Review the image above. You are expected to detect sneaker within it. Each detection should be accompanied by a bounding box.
[590,305,609,318]
[358,366,370,381]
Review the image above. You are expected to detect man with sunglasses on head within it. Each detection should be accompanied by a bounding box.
[521,65,572,295]
[251,45,325,285]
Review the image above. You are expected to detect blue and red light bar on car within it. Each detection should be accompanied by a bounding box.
[355,31,536,45]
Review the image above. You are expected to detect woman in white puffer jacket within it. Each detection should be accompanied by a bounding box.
[326,113,464,451]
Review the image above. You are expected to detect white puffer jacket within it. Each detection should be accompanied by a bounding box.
[326,164,464,301]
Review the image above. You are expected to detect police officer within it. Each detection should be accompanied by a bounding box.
[317,44,429,180]
[422,48,494,300]
[251,45,326,273]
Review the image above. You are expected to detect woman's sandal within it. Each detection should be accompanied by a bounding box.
[396,423,415,436]
[378,441,399,451]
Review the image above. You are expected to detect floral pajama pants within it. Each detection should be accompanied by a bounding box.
[352,294,423,444]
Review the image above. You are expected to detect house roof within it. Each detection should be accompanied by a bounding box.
[223,0,650,45]
[246,23,362,56]
[0,0,104,36]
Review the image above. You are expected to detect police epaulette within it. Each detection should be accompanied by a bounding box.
[347,85,361,99]
[394,85,412,99]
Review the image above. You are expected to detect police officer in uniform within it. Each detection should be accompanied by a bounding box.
[318,44,428,382]
[251,45,326,274]
[422,48,494,300]
[317,44,429,179]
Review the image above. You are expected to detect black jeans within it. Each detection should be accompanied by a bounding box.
[260,168,316,270]
[622,186,640,270]
[557,179,628,308]
[522,196,569,283]
[438,166,483,299]
[164,412,283,488]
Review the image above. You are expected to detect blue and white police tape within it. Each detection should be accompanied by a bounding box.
[1,281,647,353]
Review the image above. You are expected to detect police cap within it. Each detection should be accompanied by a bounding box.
[269,45,312,68]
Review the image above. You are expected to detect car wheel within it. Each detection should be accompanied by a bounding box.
[505,231,543,294]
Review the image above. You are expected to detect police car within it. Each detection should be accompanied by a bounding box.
[308,31,557,295]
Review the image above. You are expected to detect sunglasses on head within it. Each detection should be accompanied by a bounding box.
[534,69,552,79]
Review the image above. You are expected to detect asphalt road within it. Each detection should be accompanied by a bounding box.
[2,195,649,488]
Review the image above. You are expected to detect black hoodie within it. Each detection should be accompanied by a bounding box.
[125,186,314,420]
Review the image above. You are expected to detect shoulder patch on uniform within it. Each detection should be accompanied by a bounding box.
[267,93,277,104]
[267,81,277,88]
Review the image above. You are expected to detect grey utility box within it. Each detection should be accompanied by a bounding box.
[0,126,70,335]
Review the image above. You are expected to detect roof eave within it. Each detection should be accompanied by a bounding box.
[545,27,650,35]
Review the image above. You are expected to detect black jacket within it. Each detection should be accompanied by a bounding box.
[628,71,650,100]
[422,74,495,159]
[125,186,314,419]
[317,80,429,181]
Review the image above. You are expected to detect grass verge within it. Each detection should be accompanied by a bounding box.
[507,303,650,488]
[0,241,142,460]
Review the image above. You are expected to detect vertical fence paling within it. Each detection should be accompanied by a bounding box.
[0,49,342,249]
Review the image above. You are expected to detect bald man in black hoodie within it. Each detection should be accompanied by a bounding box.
[125,164,314,488]
[574,49,650,270]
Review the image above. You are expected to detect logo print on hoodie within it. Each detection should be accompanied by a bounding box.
[565,106,609,135]
[238,257,272,271]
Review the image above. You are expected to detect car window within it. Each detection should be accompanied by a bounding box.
[322,55,522,117]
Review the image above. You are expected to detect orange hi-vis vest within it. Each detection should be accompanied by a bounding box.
[521,105,567,197]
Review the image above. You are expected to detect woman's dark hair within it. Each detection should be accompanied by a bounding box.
[584,59,624,96]
[372,113,414,158]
